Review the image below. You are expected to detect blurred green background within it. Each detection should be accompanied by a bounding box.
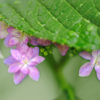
[0,39,100,100]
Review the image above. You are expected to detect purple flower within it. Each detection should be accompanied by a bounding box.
[4,44,45,84]
[29,36,69,56]
[0,21,9,39]
[4,27,28,48]
[29,36,52,46]
[54,43,69,56]
[0,50,4,59]
[79,50,100,80]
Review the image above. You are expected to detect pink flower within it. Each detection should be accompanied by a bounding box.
[0,21,9,39]
[79,50,100,80]
[4,44,45,84]
[54,43,69,56]
[29,36,52,46]
[4,27,28,48]
[29,36,69,56]
[0,50,4,59]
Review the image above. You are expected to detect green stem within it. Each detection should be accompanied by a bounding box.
[55,68,75,100]
[46,54,76,100]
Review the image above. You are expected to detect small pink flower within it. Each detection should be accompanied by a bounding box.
[4,44,45,84]
[0,50,4,59]
[29,36,69,56]
[4,27,28,48]
[29,36,52,46]
[54,43,69,56]
[0,21,9,39]
[79,50,100,80]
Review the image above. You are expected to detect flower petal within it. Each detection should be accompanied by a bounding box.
[4,56,17,66]
[79,51,92,60]
[8,37,19,46]
[8,63,21,73]
[27,47,33,59]
[90,57,96,65]
[7,27,15,34]
[32,56,45,63]
[22,35,28,44]
[19,44,28,53]
[19,54,29,64]
[98,50,100,57]
[96,72,100,80]
[92,51,98,58]
[57,44,69,56]
[79,62,93,77]
[28,36,38,45]
[98,60,100,65]
[21,65,29,74]
[16,36,28,49]
[29,67,40,81]
[36,38,52,46]
[32,47,39,57]
[11,49,21,61]
[13,71,26,84]
[95,63,100,73]
[4,34,14,47]
[16,42,23,49]
[28,62,38,67]
[7,27,21,37]
[28,56,45,67]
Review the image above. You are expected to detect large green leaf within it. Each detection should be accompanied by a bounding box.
[0,0,100,50]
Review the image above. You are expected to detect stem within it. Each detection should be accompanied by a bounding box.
[46,54,76,100]
[55,69,75,100]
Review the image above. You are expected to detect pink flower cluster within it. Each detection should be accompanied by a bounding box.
[0,21,100,83]
[4,44,45,84]
[0,21,69,56]
[0,21,69,84]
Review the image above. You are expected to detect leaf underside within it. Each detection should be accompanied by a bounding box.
[0,0,100,50]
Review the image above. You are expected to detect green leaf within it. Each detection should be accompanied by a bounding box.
[0,0,100,50]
